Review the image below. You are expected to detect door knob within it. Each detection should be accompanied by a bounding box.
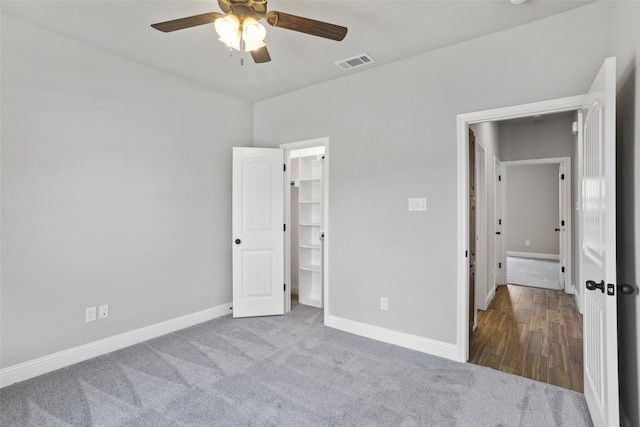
[495,232,501,235]
[586,280,605,293]
[555,228,561,231]
[619,283,636,295]
[235,239,241,245]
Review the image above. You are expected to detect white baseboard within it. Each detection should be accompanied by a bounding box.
[0,302,232,388]
[507,251,560,260]
[485,285,497,309]
[325,314,459,362]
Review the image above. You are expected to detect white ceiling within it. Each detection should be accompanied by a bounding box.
[1,0,593,102]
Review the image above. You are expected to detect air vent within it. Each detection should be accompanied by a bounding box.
[335,53,375,71]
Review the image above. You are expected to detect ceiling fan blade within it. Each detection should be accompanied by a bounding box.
[151,12,222,33]
[251,46,272,63]
[266,11,347,41]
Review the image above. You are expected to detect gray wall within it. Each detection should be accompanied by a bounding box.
[1,15,253,367]
[498,114,576,161]
[253,3,612,344]
[505,164,560,255]
[611,2,640,426]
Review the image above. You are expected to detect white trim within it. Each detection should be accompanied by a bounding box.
[507,251,560,260]
[0,302,232,388]
[280,137,330,321]
[457,95,584,362]
[484,284,497,310]
[325,315,460,362]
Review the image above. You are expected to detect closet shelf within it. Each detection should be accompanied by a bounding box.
[300,264,321,272]
[299,222,321,227]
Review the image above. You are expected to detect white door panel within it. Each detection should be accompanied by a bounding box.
[232,147,285,318]
[581,57,618,427]
[493,159,503,289]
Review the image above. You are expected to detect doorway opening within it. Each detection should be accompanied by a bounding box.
[281,138,330,318]
[465,113,581,391]
[502,157,572,293]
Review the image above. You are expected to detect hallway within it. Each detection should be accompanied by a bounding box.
[469,285,583,392]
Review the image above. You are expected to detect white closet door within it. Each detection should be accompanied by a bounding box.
[232,147,284,318]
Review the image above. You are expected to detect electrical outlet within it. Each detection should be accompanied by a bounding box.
[99,304,109,319]
[380,297,389,311]
[86,307,97,323]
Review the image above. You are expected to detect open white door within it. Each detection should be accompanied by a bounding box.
[558,163,566,289]
[232,147,285,318]
[493,158,503,290]
[581,57,618,427]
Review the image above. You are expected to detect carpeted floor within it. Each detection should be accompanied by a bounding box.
[1,304,592,426]
[507,256,561,290]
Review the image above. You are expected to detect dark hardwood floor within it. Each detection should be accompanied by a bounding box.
[469,284,584,392]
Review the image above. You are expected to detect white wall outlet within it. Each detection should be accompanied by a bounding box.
[408,198,427,211]
[86,307,97,323]
[380,297,389,311]
[99,304,109,319]
[525,240,530,246]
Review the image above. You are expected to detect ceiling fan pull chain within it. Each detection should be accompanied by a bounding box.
[240,36,245,65]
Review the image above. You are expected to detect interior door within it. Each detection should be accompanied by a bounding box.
[493,158,503,289]
[468,129,476,337]
[581,57,618,427]
[232,147,285,318]
[558,163,566,289]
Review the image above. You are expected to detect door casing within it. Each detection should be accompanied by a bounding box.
[501,157,572,293]
[456,95,585,362]
[281,137,330,318]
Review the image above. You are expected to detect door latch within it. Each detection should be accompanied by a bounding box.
[586,280,605,293]
[607,283,615,296]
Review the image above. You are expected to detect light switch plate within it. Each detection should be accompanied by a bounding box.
[408,198,426,211]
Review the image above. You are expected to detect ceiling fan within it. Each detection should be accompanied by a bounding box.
[151,0,348,65]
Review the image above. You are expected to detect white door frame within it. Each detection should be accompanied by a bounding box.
[280,137,330,318]
[456,95,584,362]
[501,157,573,293]
[474,141,488,315]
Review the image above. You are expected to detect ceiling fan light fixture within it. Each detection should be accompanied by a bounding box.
[215,14,241,48]
[242,17,266,43]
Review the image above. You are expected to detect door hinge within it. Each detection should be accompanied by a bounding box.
[561,267,565,273]
[465,250,468,258]
[284,283,286,292]
[498,219,502,225]
[283,164,286,172]
[561,220,565,226]
[498,262,502,269]
[561,174,565,180]
[284,224,286,232]
[498,175,502,182]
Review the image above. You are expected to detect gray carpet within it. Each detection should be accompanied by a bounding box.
[1,304,592,426]
[507,256,561,290]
